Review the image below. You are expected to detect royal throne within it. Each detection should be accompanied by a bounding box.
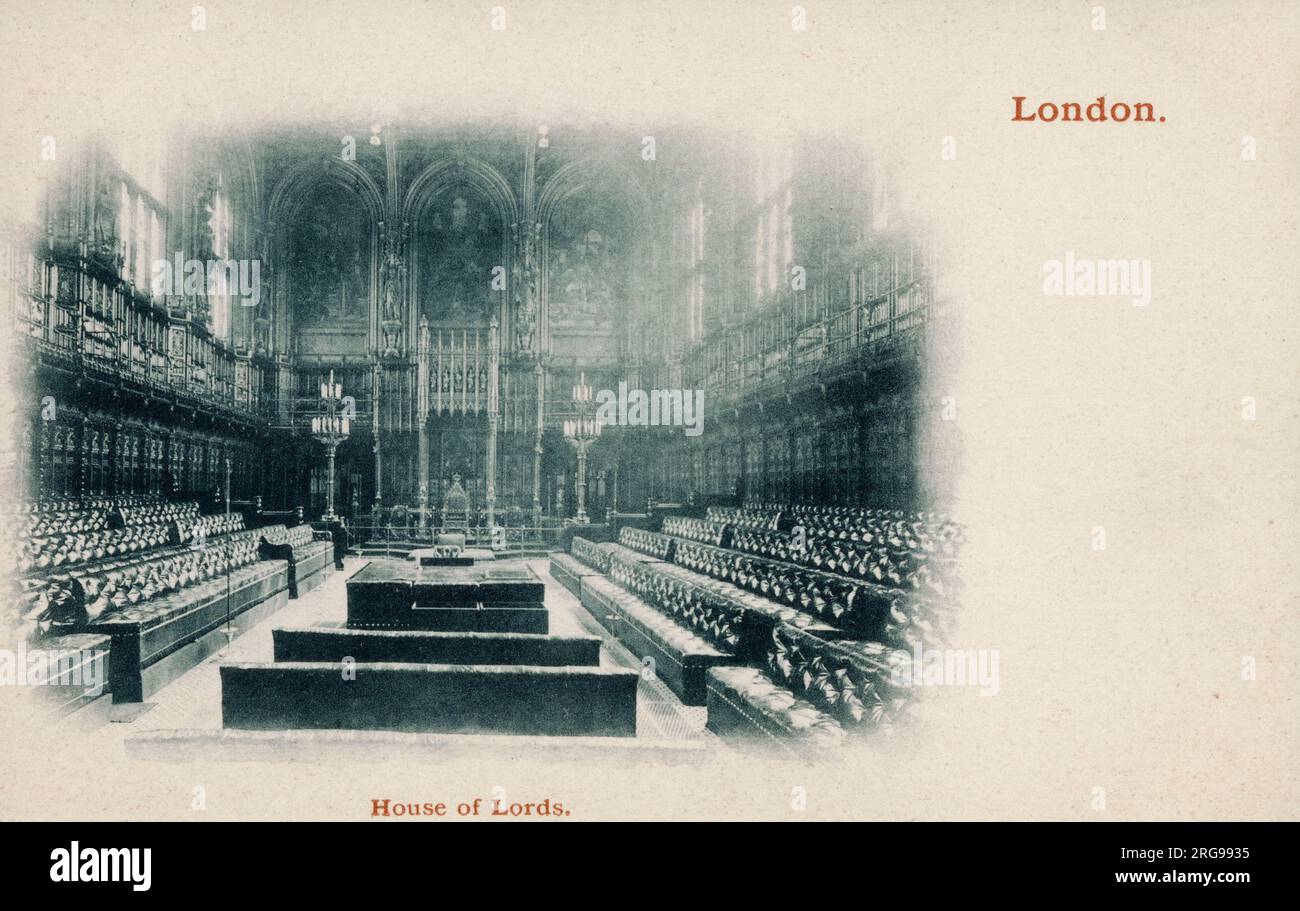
[387,504,411,539]
[440,474,471,536]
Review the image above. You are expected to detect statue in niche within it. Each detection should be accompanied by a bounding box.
[254,315,272,354]
[379,235,404,323]
[512,220,541,353]
[379,236,404,357]
[92,178,117,259]
[451,196,469,230]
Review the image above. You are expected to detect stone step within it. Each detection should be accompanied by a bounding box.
[272,626,601,667]
[126,727,711,765]
[342,602,548,633]
[220,662,639,737]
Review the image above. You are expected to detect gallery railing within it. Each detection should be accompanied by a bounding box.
[9,248,271,423]
[682,270,953,407]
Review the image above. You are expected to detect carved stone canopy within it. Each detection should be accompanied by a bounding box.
[442,473,469,513]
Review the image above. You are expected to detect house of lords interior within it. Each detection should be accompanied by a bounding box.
[1,122,962,757]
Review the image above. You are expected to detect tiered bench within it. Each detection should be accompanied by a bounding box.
[78,549,288,702]
[7,496,316,705]
[551,505,962,754]
[258,522,335,597]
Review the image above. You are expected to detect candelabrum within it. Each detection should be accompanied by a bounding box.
[311,369,350,523]
[563,371,601,525]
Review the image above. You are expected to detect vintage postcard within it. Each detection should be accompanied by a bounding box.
[0,0,1295,850]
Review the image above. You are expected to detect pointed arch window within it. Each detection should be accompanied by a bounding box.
[209,185,233,341]
[687,183,706,341]
[753,143,794,303]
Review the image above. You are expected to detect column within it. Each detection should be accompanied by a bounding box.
[416,316,430,527]
[531,360,544,525]
[372,362,382,511]
[485,317,499,530]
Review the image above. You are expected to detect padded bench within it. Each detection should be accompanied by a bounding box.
[221,661,639,736]
[615,527,676,562]
[706,666,848,755]
[292,540,335,595]
[78,559,289,702]
[570,536,615,573]
[706,622,907,754]
[671,537,923,639]
[603,542,667,566]
[579,574,736,705]
[648,559,850,647]
[548,552,599,597]
[258,524,334,598]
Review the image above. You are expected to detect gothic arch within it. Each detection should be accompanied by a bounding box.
[403,158,517,337]
[536,156,652,352]
[268,157,384,225]
[267,159,384,351]
[536,156,650,227]
[402,157,518,227]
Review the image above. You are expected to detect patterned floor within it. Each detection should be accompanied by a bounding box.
[64,556,715,747]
